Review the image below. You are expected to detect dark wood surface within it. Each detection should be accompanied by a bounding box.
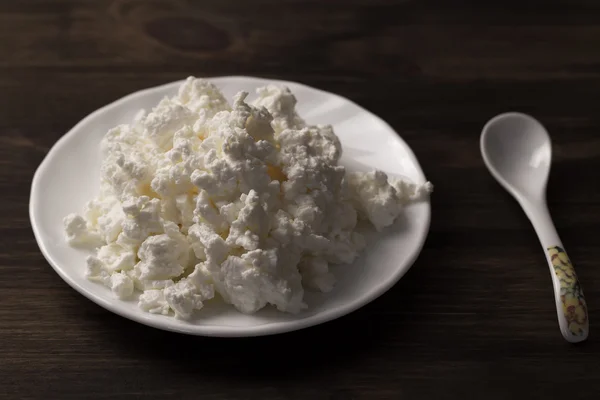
[2,1,600,399]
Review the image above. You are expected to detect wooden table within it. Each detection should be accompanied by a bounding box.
[3,1,599,399]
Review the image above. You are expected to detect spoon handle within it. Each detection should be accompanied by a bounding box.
[524,200,589,343]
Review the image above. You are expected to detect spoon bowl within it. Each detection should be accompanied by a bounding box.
[481,112,551,200]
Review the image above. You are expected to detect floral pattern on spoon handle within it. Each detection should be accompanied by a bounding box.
[548,246,588,337]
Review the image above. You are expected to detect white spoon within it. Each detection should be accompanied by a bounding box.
[481,112,589,343]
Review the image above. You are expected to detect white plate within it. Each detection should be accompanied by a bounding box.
[30,76,431,337]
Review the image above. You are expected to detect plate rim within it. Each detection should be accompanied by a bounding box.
[29,75,431,337]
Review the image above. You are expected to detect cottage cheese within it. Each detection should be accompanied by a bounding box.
[64,77,432,319]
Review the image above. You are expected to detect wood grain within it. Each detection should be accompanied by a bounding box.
[2,0,600,399]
